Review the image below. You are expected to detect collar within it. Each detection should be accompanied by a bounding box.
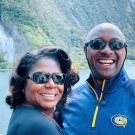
[86,68,129,94]
[86,69,129,128]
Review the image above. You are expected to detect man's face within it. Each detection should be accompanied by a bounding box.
[84,28,126,80]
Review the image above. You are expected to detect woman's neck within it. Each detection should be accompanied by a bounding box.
[42,109,54,119]
[23,102,54,119]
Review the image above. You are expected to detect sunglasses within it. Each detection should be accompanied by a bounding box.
[85,38,127,50]
[26,72,64,85]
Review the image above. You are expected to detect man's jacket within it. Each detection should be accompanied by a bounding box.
[62,69,135,135]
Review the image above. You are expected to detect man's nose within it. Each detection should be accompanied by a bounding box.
[100,43,113,54]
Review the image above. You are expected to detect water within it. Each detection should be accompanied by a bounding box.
[0,61,135,135]
[0,70,11,135]
[0,24,15,63]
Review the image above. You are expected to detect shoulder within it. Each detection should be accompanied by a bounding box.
[14,105,49,121]
[64,82,93,111]
[69,82,89,97]
[17,105,54,125]
[67,82,90,99]
[126,78,135,97]
[19,118,58,135]
[9,105,59,135]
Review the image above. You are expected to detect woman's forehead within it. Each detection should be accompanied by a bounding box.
[30,58,61,73]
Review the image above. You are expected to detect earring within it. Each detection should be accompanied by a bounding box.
[22,89,25,93]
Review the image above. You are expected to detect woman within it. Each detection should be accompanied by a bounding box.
[6,47,79,135]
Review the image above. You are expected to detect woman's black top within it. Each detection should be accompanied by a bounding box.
[7,105,66,135]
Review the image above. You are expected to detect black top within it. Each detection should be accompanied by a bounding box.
[7,105,66,135]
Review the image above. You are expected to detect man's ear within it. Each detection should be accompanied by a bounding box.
[83,45,87,54]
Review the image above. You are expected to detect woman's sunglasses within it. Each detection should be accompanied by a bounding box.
[26,72,64,85]
[85,38,127,50]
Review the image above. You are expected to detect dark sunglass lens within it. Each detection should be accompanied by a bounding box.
[31,72,41,84]
[110,40,124,50]
[52,74,64,84]
[90,39,105,50]
[32,72,49,84]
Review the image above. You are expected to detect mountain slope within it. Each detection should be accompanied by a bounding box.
[1,0,135,68]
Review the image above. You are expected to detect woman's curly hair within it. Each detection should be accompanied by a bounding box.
[6,47,79,110]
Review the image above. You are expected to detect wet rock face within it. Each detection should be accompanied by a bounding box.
[0,22,30,62]
[0,24,14,62]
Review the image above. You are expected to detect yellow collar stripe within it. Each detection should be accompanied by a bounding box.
[92,105,99,127]
[85,79,106,128]
[85,80,98,100]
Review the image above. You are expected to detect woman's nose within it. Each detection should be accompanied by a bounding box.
[45,78,56,88]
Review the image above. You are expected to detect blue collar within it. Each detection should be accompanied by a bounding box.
[87,69,129,94]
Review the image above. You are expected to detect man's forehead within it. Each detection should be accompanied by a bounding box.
[85,23,125,42]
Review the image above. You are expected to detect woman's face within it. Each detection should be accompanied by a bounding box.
[24,57,64,111]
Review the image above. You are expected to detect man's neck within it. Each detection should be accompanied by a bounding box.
[87,74,104,89]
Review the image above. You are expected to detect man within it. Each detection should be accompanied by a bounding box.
[62,23,135,135]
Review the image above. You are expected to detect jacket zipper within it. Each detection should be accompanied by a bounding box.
[86,79,106,127]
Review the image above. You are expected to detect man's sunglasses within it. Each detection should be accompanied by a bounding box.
[26,72,64,85]
[85,38,127,50]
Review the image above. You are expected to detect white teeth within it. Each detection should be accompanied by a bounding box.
[99,60,114,64]
[41,93,56,97]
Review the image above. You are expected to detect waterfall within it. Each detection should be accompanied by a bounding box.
[0,24,15,63]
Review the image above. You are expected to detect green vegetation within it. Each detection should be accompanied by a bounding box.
[1,0,135,69]
[0,52,11,69]
[70,47,88,69]
[19,24,50,48]
[2,0,50,47]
